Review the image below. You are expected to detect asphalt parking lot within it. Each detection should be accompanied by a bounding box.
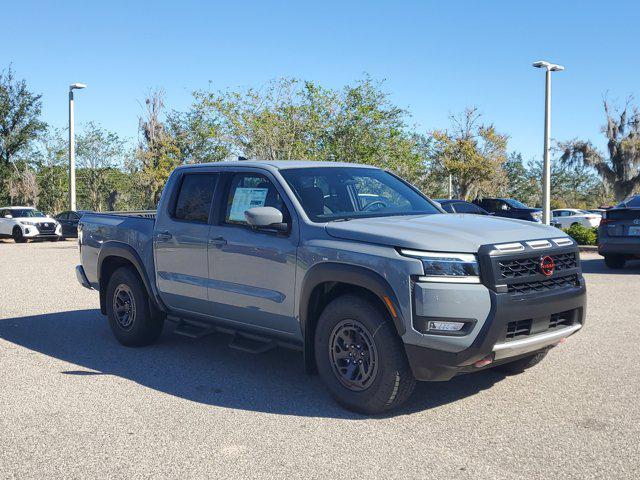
[1,240,639,479]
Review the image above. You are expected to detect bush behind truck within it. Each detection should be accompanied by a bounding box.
[76,160,586,414]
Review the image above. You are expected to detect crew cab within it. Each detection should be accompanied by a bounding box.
[0,206,62,242]
[76,161,586,414]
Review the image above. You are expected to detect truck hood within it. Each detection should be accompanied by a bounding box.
[325,214,565,253]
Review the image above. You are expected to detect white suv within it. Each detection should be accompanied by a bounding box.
[0,206,62,242]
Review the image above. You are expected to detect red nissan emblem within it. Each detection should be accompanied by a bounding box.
[540,256,555,276]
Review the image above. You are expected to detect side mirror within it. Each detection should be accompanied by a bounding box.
[244,207,288,232]
[4,214,12,219]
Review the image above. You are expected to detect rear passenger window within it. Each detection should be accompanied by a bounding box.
[173,174,218,222]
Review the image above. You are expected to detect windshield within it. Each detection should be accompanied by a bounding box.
[10,209,46,218]
[620,196,640,208]
[280,167,440,222]
[504,199,530,209]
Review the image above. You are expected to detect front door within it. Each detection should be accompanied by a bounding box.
[207,171,299,334]
[154,172,219,314]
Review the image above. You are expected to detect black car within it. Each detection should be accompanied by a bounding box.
[473,198,542,223]
[55,210,92,238]
[435,199,491,215]
[597,195,640,269]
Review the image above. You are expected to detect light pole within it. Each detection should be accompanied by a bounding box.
[68,83,87,211]
[532,61,564,225]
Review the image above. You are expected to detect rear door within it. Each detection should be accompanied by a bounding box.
[206,170,299,334]
[154,171,219,314]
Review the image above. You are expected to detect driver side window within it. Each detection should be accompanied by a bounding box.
[224,173,287,225]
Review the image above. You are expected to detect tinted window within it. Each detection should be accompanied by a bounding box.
[224,174,286,225]
[281,167,439,222]
[173,173,218,222]
[440,202,455,213]
[57,212,69,220]
[504,198,529,209]
[621,196,640,208]
[453,202,483,214]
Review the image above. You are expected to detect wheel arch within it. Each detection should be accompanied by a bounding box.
[97,242,164,316]
[299,262,406,373]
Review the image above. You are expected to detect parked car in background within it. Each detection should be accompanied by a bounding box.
[435,199,490,215]
[55,210,93,238]
[76,160,585,414]
[585,209,606,216]
[473,198,542,222]
[551,209,601,228]
[598,195,640,269]
[0,206,62,242]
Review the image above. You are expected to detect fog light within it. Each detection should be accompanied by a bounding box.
[24,228,30,234]
[428,321,465,332]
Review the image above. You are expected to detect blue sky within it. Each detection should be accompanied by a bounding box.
[2,0,638,161]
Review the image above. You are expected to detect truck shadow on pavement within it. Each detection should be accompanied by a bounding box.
[0,309,505,418]
[580,257,640,274]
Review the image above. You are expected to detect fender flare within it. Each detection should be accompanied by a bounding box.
[97,241,164,315]
[299,262,406,371]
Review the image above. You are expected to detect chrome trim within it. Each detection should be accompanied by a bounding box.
[493,324,582,360]
[400,249,476,262]
[417,275,480,284]
[552,237,574,247]
[494,242,525,252]
[526,239,552,249]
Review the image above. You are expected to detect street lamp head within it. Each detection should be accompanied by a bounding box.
[532,60,565,72]
[70,83,87,90]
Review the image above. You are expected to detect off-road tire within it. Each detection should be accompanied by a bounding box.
[106,266,164,347]
[12,227,26,243]
[315,294,416,414]
[495,350,548,374]
[604,254,626,269]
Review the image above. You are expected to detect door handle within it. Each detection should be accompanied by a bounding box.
[208,236,227,247]
[154,231,173,242]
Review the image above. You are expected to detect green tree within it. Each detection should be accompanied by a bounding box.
[136,90,182,207]
[76,122,127,211]
[560,99,640,202]
[0,66,46,168]
[500,153,540,206]
[430,107,508,200]
[190,77,428,186]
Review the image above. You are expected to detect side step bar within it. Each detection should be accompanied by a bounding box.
[168,315,302,353]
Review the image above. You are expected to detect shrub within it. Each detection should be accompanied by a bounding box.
[564,224,598,245]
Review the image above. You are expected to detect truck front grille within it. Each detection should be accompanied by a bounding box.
[38,223,56,233]
[498,252,577,279]
[507,273,580,296]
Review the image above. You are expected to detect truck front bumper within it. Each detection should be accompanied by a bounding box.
[404,279,586,381]
[76,265,93,290]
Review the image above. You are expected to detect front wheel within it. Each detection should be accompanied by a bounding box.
[106,267,164,347]
[12,227,26,243]
[314,294,416,414]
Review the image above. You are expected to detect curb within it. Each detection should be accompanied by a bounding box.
[578,245,598,253]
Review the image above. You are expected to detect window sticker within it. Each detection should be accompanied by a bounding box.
[229,187,269,221]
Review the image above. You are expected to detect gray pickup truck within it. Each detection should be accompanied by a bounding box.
[76,160,586,413]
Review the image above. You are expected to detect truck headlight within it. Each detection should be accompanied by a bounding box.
[400,249,480,283]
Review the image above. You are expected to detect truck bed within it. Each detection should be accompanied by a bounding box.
[79,212,157,289]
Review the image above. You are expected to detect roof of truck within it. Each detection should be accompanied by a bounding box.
[180,160,379,170]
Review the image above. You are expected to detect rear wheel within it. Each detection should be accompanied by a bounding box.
[12,227,26,243]
[604,254,626,269]
[314,294,416,414]
[106,267,164,346]
[495,350,548,374]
